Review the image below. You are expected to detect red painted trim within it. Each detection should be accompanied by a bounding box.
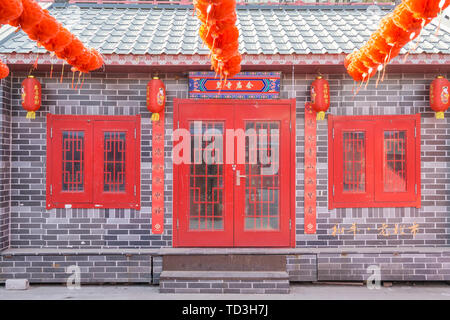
[328,114,334,210]
[414,113,421,209]
[173,99,180,247]
[328,114,421,209]
[46,113,53,210]
[289,98,296,247]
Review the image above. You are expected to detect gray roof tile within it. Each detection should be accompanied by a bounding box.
[0,4,449,56]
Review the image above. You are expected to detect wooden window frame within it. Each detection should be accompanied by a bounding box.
[46,114,141,210]
[328,114,420,209]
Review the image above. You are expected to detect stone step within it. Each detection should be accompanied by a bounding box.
[160,270,290,294]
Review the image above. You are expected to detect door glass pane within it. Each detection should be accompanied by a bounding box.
[104,132,126,192]
[62,131,84,191]
[244,122,280,231]
[384,131,406,192]
[343,131,365,192]
[189,121,224,230]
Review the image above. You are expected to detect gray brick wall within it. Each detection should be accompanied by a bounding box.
[1,71,449,250]
[152,255,162,284]
[0,76,11,251]
[0,253,153,283]
[286,254,317,281]
[317,252,450,281]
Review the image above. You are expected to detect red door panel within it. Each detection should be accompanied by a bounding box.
[234,104,291,247]
[51,119,93,206]
[175,102,234,247]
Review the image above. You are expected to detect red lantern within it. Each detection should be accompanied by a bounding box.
[310,76,330,120]
[0,60,9,79]
[147,77,166,122]
[430,75,450,119]
[0,0,23,25]
[21,75,41,119]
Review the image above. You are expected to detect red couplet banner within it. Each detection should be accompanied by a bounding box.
[304,103,317,234]
[152,112,165,234]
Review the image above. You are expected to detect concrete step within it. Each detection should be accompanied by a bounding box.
[159,255,290,294]
[159,270,290,294]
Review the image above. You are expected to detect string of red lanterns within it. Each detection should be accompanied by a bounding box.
[12,0,104,74]
[0,0,24,79]
[345,0,450,83]
[0,0,23,25]
[0,60,9,79]
[194,0,242,80]
[0,0,103,80]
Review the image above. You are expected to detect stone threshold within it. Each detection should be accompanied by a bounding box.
[1,246,450,256]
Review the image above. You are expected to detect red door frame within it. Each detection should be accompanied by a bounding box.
[173,98,296,248]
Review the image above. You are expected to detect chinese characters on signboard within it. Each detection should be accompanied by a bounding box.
[188,72,281,99]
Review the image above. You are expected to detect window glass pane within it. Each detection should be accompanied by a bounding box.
[343,131,365,192]
[384,131,406,192]
[244,121,280,231]
[104,132,126,192]
[189,122,224,230]
[62,131,85,191]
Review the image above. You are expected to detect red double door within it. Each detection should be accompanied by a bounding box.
[173,99,295,247]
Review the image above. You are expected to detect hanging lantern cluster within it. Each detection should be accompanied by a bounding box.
[8,0,104,74]
[0,60,9,79]
[0,0,24,79]
[194,0,242,80]
[0,0,23,25]
[21,75,41,119]
[345,0,450,83]
[147,76,166,122]
[310,76,330,120]
[430,75,450,119]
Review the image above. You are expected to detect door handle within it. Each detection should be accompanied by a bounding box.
[236,170,246,186]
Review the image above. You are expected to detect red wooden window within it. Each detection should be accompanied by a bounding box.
[47,114,141,209]
[328,114,420,209]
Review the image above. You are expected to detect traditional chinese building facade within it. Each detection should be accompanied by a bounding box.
[0,1,449,293]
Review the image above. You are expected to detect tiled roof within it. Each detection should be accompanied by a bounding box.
[0,3,449,55]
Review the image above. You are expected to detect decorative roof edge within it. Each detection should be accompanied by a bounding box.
[46,1,396,10]
[3,53,449,67]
